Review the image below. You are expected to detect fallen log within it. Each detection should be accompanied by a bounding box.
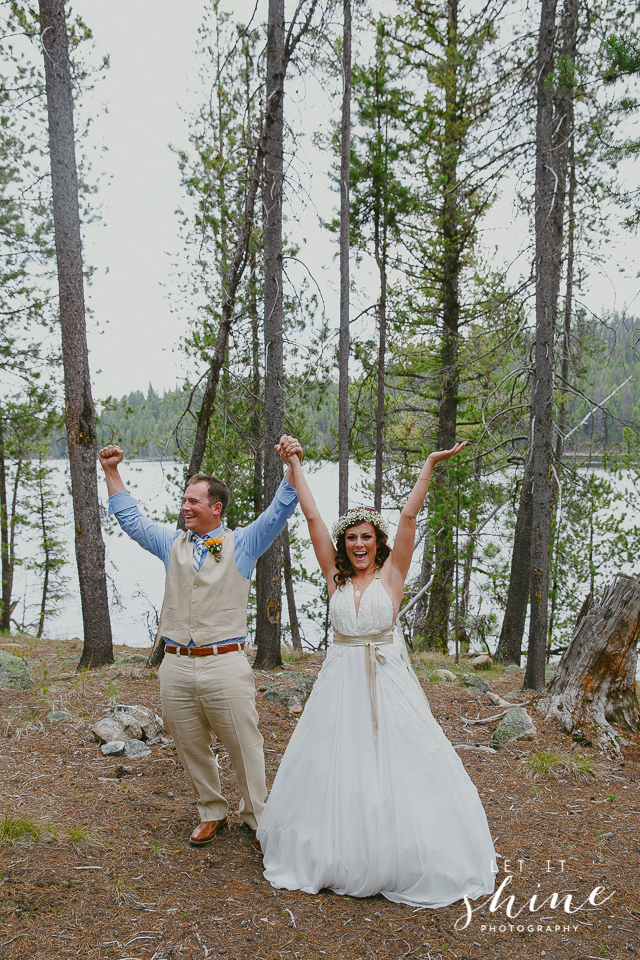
[538,575,640,754]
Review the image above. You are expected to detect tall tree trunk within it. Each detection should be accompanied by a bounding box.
[412,531,432,649]
[423,0,460,653]
[187,0,319,478]
[282,523,302,651]
[39,0,113,668]
[338,0,352,515]
[254,0,285,671]
[373,213,388,511]
[555,132,575,463]
[0,416,11,633]
[525,0,575,690]
[249,252,265,640]
[37,468,50,639]
[495,448,534,664]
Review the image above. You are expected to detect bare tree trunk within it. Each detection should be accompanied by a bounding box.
[282,523,302,651]
[423,0,460,653]
[39,0,113,668]
[525,0,575,690]
[555,130,576,463]
[187,1,319,478]
[538,576,640,753]
[412,532,432,649]
[37,469,50,639]
[0,416,11,634]
[249,252,265,641]
[254,0,285,671]
[373,214,387,511]
[338,0,351,515]
[495,450,534,664]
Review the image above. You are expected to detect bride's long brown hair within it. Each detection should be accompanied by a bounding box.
[333,520,390,587]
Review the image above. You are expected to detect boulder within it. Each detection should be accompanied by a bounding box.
[92,704,163,744]
[117,654,149,665]
[258,670,317,712]
[460,672,491,693]
[472,654,493,670]
[435,669,457,682]
[505,664,524,674]
[491,707,536,749]
[0,650,35,691]
[101,740,126,756]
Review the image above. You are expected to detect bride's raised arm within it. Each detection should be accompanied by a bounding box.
[275,436,337,583]
[388,442,467,589]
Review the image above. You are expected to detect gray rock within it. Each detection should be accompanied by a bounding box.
[48,710,69,723]
[545,665,557,681]
[435,669,457,682]
[491,707,536,749]
[505,690,524,700]
[92,704,163,744]
[505,664,524,674]
[472,654,493,670]
[0,650,35,690]
[123,739,151,758]
[259,671,317,711]
[101,740,126,756]
[93,714,142,743]
[117,654,149,665]
[460,672,491,693]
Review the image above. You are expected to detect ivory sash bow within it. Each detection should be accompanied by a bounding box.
[332,628,394,748]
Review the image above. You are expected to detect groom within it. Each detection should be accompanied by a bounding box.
[99,439,302,849]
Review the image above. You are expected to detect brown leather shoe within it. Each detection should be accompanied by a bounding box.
[252,829,262,853]
[189,817,228,846]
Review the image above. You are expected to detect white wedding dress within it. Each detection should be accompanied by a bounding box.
[257,574,497,907]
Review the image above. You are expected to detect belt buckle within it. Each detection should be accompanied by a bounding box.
[187,647,193,658]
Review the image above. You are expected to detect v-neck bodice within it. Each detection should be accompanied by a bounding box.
[330,572,394,638]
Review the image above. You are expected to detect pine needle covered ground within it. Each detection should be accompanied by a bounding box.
[1,635,638,960]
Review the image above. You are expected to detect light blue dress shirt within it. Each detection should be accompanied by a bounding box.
[108,478,298,646]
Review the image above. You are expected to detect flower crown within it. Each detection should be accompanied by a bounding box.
[331,507,389,541]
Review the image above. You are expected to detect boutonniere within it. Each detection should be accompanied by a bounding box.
[203,537,223,562]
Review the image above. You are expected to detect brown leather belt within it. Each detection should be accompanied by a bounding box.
[165,642,245,657]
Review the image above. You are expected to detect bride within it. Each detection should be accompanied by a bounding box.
[257,438,497,908]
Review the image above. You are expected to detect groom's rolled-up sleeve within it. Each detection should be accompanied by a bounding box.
[234,478,298,580]
[108,490,178,570]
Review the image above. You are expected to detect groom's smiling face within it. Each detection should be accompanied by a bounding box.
[181,480,223,536]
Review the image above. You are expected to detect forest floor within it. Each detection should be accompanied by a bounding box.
[1,634,639,960]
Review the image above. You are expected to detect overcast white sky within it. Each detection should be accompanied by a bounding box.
[74,0,639,402]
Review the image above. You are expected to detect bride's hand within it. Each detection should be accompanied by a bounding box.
[427,441,467,467]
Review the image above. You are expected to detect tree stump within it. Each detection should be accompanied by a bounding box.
[538,576,640,753]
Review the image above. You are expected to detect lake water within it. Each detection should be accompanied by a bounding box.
[10,460,640,659]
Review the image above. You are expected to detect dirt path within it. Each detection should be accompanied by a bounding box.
[1,636,638,960]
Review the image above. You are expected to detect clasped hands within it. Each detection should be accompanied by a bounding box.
[276,435,303,464]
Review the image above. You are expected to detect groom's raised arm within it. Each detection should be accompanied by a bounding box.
[99,445,178,568]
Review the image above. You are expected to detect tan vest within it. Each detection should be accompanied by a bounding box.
[161,529,251,645]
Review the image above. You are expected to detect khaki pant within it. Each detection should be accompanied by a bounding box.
[158,650,266,830]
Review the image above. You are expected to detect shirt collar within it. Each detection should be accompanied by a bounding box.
[189,525,224,542]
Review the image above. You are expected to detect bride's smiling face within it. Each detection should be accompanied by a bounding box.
[344,522,377,573]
